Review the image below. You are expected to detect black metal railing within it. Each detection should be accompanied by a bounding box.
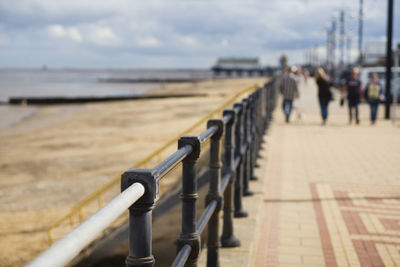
[121,80,277,267]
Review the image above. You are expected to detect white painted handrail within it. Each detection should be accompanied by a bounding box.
[26,182,145,267]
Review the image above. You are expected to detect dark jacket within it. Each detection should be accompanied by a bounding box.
[345,78,361,102]
[316,77,332,101]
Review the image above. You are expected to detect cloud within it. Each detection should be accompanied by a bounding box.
[221,39,229,47]
[179,36,196,46]
[87,25,119,46]
[0,0,118,28]
[47,24,82,42]
[136,36,160,47]
[0,0,399,68]
[47,24,65,37]
[68,28,82,42]
[0,33,8,45]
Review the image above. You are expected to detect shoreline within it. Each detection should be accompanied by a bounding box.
[0,81,162,132]
[0,105,39,132]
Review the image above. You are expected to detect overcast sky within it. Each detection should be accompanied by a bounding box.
[0,0,398,68]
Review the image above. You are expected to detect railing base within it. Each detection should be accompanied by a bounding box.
[221,235,241,248]
[234,210,248,218]
[243,190,254,196]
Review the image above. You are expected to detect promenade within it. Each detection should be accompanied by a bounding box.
[200,78,400,266]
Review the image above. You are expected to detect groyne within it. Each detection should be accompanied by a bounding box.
[9,93,207,105]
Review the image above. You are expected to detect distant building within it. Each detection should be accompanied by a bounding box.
[212,57,270,77]
[363,43,386,66]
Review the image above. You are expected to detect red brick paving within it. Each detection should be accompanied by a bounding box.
[310,183,338,267]
[312,183,400,266]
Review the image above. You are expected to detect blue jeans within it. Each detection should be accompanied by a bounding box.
[282,99,293,119]
[369,101,379,123]
[319,98,329,121]
[348,102,359,122]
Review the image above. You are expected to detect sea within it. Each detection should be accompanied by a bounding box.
[0,68,213,130]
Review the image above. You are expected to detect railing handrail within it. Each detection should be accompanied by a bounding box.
[154,144,192,177]
[46,83,260,244]
[27,78,278,267]
[26,182,145,267]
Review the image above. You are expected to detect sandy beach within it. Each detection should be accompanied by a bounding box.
[0,77,265,266]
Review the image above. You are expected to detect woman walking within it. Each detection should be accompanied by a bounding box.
[364,73,384,125]
[315,67,333,125]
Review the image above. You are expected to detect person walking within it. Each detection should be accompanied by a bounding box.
[279,67,299,123]
[342,67,363,124]
[293,66,305,121]
[315,67,333,125]
[364,73,384,125]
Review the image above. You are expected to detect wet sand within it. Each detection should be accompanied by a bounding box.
[0,78,265,266]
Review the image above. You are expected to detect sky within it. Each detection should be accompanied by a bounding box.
[0,0,398,68]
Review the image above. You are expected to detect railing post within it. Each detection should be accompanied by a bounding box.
[256,89,264,146]
[233,103,248,218]
[263,85,269,131]
[261,86,267,132]
[263,85,268,130]
[255,90,259,139]
[267,84,272,129]
[259,88,265,142]
[254,89,263,166]
[220,110,241,247]
[265,83,271,128]
[205,119,224,267]
[121,169,160,267]
[255,90,261,161]
[249,94,259,178]
[177,136,201,267]
[268,80,277,122]
[243,98,254,196]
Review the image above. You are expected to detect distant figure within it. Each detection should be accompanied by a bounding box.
[342,67,363,124]
[279,67,299,123]
[293,66,304,121]
[303,69,310,84]
[364,73,384,125]
[292,66,302,85]
[315,67,333,125]
[295,66,303,81]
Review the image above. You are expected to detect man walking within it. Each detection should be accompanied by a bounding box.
[342,67,363,124]
[279,67,299,123]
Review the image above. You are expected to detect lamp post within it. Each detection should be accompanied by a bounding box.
[392,44,400,124]
[358,0,364,64]
[385,0,394,119]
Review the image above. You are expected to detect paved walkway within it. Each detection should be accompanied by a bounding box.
[199,78,400,266]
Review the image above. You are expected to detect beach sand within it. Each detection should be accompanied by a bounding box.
[0,78,265,266]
